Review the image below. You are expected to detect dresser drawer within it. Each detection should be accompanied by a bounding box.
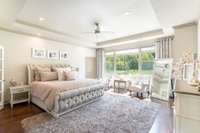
[176,115,200,133]
[11,88,30,93]
[175,93,200,120]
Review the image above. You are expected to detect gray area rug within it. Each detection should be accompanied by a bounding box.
[22,93,160,133]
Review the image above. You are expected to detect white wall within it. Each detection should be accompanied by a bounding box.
[173,23,197,61]
[0,30,96,102]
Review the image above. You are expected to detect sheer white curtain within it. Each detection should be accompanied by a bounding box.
[156,36,174,59]
[96,48,104,79]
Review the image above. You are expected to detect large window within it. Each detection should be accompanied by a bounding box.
[115,49,139,75]
[104,46,155,77]
[104,52,114,74]
[141,47,155,75]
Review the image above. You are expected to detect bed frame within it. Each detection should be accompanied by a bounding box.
[27,64,104,118]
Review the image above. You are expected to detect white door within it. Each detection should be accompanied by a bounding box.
[85,57,97,78]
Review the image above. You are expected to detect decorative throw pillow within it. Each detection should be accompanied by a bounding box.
[40,72,58,81]
[53,67,71,80]
[64,70,77,80]
[34,67,51,81]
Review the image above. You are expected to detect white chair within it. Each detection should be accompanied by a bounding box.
[128,80,150,98]
[102,78,112,91]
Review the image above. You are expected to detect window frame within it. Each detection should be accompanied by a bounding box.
[104,46,155,76]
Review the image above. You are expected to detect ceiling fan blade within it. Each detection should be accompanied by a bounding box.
[81,32,94,34]
[100,31,115,34]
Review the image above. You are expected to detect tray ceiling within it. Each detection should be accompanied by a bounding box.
[0,0,200,47]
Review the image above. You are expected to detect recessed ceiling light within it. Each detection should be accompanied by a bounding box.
[39,17,45,21]
[37,33,41,36]
[124,12,131,16]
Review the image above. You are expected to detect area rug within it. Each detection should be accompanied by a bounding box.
[21,93,160,133]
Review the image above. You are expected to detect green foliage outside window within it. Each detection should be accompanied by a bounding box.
[105,55,114,74]
[104,48,155,76]
[116,54,139,70]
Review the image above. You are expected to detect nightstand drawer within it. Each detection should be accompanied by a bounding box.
[11,88,30,93]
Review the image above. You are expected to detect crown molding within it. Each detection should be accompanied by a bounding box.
[97,29,165,48]
[16,19,85,41]
[0,20,96,48]
[0,25,96,48]
[173,21,197,29]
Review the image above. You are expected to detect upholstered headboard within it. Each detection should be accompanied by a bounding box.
[27,64,78,85]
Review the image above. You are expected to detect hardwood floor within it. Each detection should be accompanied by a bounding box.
[149,100,174,133]
[0,100,174,133]
[0,103,43,133]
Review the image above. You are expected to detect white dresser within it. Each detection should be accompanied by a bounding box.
[175,80,200,133]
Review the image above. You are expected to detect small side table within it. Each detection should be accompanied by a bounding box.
[10,85,31,109]
[114,79,127,93]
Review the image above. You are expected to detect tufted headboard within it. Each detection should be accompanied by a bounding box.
[27,64,78,85]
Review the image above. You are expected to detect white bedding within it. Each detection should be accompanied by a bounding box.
[31,79,102,110]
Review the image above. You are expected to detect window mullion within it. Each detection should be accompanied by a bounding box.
[138,48,142,73]
[113,51,116,74]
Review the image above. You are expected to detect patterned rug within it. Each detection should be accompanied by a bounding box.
[21,93,160,133]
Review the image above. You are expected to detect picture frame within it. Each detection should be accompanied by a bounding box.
[47,50,59,60]
[31,48,46,58]
[60,51,68,60]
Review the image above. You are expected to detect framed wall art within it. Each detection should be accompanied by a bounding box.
[31,48,46,58]
[60,51,68,60]
[47,50,59,60]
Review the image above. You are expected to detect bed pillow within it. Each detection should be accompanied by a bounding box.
[64,70,77,80]
[53,67,71,80]
[34,67,51,81]
[40,72,58,81]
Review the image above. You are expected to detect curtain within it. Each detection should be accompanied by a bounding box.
[96,48,104,79]
[156,36,174,59]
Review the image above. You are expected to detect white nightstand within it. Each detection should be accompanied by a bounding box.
[10,85,31,109]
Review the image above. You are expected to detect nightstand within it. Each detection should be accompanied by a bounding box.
[10,85,31,109]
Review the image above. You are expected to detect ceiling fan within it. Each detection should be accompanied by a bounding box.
[82,22,114,35]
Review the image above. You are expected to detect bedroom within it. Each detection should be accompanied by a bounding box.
[0,0,200,133]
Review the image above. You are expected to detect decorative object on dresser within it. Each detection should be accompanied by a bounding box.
[151,59,173,101]
[175,80,200,133]
[47,50,59,60]
[173,50,195,81]
[0,47,4,110]
[60,51,68,60]
[31,48,46,59]
[10,85,31,109]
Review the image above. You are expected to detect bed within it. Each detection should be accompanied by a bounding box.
[27,64,104,117]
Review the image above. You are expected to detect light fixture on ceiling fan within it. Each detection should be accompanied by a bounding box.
[82,22,114,35]
[94,22,100,34]
[81,22,114,42]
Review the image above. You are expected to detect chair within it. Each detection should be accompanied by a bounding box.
[128,80,150,98]
[102,78,112,91]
